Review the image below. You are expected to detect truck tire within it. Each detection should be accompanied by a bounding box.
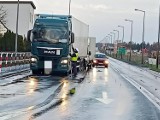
[32,70,38,75]
[32,69,43,75]
[63,71,69,76]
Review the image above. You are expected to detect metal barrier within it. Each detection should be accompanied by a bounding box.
[0,52,31,75]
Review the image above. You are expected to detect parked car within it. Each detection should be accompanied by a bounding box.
[93,53,109,68]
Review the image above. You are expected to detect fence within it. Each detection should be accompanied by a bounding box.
[0,52,31,75]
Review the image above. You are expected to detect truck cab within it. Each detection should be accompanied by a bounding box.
[28,15,74,75]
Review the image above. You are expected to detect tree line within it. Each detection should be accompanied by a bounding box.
[96,42,159,52]
[0,30,31,52]
[0,5,31,52]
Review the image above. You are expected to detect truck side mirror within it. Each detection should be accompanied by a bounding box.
[27,30,32,41]
[88,51,91,56]
[71,32,75,43]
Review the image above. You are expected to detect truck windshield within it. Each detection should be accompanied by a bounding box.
[32,25,68,43]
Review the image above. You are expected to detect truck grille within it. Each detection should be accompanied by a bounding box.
[37,48,61,57]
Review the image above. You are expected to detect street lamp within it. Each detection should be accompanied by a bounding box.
[104,36,109,54]
[111,31,118,57]
[135,8,146,64]
[157,5,160,69]
[110,32,115,42]
[69,0,71,15]
[118,25,124,43]
[108,34,112,44]
[113,30,119,41]
[125,19,133,62]
[99,36,107,43]
[15,0,20,52]
[105,36,109,44]
[108,34,112,55]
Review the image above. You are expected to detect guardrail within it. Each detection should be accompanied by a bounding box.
[0,52,31,75]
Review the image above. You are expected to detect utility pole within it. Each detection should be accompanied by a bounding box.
[118,25,124,43]
[118,25,125,59]
[69,0,71,15]
[135,9,146,64]
[15,0,19,52]
[125,19,133,62]
[156,5,160,69]
[108,34,112,56]
[113,30,119,41]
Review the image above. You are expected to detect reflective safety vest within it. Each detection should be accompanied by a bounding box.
[71,53,78,62]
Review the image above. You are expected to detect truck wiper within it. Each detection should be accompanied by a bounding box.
[34,38,67,44]
[35,38,54,44]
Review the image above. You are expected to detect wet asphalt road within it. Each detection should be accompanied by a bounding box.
[0,59,160,120]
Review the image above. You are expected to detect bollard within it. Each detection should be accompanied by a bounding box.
[15,53,18,70]
[10,53,14,71]
[5,53,8,71]
[0,53,2,73]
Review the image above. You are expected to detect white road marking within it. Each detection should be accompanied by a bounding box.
[96,92,114,104]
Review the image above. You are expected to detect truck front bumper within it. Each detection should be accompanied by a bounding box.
[30,60,70,75]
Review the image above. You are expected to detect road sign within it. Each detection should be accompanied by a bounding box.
[117,47,126,55]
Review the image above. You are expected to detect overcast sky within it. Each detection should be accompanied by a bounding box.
[8,0,160,43]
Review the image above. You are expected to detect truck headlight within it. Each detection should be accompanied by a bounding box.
[61,59,68,64]
[31,57,37,62]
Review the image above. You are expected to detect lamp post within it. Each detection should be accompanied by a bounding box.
[125,19,133,62]
[157,5,160,69]
[104,36,109,54]
[104,36,109,45]
[69,0,71,15]
[113,30,119,41]
[135,8,145,64]
[118,25,124,43]
[108,34,112,56]
[110,32,116,42]
[111,32,117,57]
[15,0,19,52]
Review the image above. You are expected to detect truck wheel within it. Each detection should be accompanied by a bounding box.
[32,69,42,75]
[32,70,38,75]
[63,71,69,76]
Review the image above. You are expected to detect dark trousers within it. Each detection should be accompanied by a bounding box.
[72,61,77,76]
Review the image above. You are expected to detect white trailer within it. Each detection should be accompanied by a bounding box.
[88,37,96,60]
[71,17,89,58]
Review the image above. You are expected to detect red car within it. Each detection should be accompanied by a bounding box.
[92,53,109,68]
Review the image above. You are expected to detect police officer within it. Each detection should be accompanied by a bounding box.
[70,46,79,77]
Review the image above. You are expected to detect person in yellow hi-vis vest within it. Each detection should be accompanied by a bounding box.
[70,46,79,77]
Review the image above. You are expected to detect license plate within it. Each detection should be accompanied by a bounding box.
[44,61,52,69]
[56,50,60,55]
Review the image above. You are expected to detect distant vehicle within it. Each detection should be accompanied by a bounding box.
[92,53,109,68]
[27,14,93,75]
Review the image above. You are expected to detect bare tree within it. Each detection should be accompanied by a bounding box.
[0,5,8,30]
